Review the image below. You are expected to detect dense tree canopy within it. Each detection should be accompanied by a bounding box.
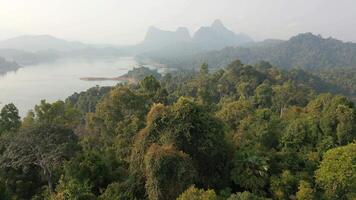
[0,60,355,200]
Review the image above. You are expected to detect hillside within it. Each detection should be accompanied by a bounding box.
[192,19,253,50]
[134,26,192,53]
[0,36,126,67]
[0,35,88,52]
[2,59,355,199]
[132,19,253,56]
[146,33,356,70]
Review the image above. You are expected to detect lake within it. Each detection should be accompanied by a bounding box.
[0,57,138,116]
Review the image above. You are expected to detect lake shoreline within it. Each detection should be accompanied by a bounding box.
[0,56,138,116]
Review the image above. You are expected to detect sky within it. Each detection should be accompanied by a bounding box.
[0,0,355,45]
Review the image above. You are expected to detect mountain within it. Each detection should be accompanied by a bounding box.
[0,57,20,74]
[192,19,253,50]
[149,33,356,70]
[0,49,41,65]
[0,35,88,52]
[133,19,254,56]
[135,26,192,52]
[0,35,127,67]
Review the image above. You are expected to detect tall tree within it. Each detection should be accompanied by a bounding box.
[1,124,79,193]
[0,103,21,134]
[315,143,356,199]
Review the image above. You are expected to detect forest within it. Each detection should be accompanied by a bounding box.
[0,60,355,200]
[139,33,356,102]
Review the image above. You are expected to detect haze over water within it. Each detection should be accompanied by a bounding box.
[0,57,137,116]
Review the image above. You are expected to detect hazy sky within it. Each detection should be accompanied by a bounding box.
[0,0,355,45]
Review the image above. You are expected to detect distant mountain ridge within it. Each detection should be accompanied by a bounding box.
[0,35,88,52]
[147,32,356,70]
[136,26,192,52]
[192,19,253,50]
[134,19,253,54]
[0,35,126,67]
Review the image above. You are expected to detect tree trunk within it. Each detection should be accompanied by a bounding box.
[43,167,54,193]
[280,107,284,118]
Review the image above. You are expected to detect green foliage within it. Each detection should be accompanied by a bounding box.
[140,75,168,104]
[2,59,356,199]
[144,144,196,200]
[270,170,298,200]
[296,180,315,200]
[94,86,147,133]
[131,98,229,191]
[176,186,217,200]
[141,75,161,93]
[0,103,21,134]
[227,191,269,200]
[122,66,161,82]
[33,100,82,128]
[315,143,356,199]
[235,108,280,149]
[216,98,253,131]
[230,150,269,194]
[66,86,112,114]
[62,148,126,195]
[1,124,79,193]
[51,177,96,200]
[152,33,356,71]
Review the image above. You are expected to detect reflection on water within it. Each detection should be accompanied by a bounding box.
[0,57,137,116]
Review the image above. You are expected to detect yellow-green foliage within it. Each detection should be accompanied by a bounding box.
[176,186,217,200]
[144,144,196,200]
[315,143,356,199]
[296,181,314,200]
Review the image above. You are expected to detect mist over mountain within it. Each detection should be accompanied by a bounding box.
[0,20,253,65]
[0,56,20,74]
[0,35,126,67]
[134,19,253,55]
[192,19,253,50]
[0,35,88,52]
[135,26,192,53]
[0,49,41,65]
[145,32,356,70]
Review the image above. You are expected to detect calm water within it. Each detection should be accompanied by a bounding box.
[0,57,137,116]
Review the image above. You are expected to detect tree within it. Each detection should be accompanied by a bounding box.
[296,180,314,200]
[281,119,309,151]
[231,150,269,194]
[254,81,273,108]
[227,191,268,200]
[336,105,356,145]
[176,186,217,200]
[234,108,280,150]
[141,75,161,94]
[94,86,147,137]
[315,143,356,199]
[0,103,21,134]
[61,148,125,196]
[216,98,253,131]
[140,75,168,104]
[197,63,215,104]
[200,63,209,78]
[131,98,229,189]
[272,81,313,117]
[144,144,196,200]
[1,124,79,193]
[270,170,298,200]
[34,100,81,129]
[51,177,96,200]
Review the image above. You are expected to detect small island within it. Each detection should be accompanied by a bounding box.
[80,66,161,83]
